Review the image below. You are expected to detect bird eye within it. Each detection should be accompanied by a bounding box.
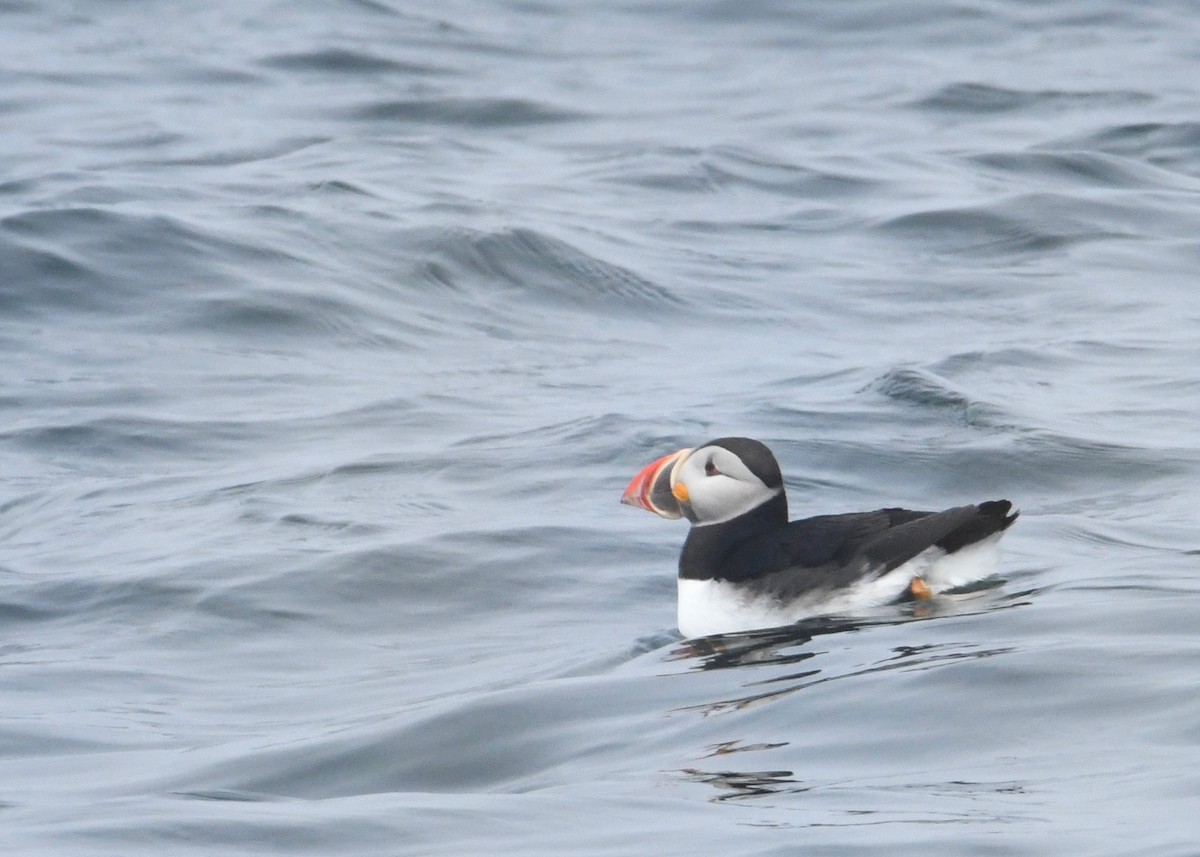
[704,458,720,476]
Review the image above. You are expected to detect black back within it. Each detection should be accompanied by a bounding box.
[680,496,1018,601]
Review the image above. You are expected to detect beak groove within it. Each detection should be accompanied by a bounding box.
[620,448,691,520]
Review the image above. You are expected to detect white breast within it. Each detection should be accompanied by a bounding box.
[676,533,1004,638]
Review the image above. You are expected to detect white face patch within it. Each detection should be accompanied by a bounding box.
[672,444,781,526]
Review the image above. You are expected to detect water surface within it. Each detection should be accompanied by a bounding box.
[3,1,1200,854]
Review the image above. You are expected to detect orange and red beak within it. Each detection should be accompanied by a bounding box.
[620,448,691,520]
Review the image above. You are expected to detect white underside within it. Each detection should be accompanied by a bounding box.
[676,533,1005,638]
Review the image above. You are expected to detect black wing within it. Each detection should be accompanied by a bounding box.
[736,500,1017,600]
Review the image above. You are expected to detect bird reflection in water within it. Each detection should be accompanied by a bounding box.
[668,614,894,716]
[681,739,803,803]
[668,589,1036,802]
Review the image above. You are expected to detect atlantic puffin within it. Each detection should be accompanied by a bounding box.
[621,437,1018,638]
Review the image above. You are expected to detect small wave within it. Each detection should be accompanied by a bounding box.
[0,417,213,461]
[873,367,974,411]
[175,669,662,798]
[0,202,440,345]
[261,48,449,76]
[411,226,685,314]
[1052,121,1200,179]
[0,235,102,317]
[152,136,329,168]
[351,97,585,127]
[876,192,1135,257]
[2,575,202,625]
[450,413,637,460]
[912,82,1152,115]
[0,207,279,320]
[970,150,1197,191]
[598,145,876,199]
[870,366,1020,432]
[188,289,397,341]
[0,413,337,473]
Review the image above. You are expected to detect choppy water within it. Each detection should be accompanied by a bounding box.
[4,1,1200,854]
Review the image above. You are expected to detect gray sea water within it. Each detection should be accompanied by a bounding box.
[4,1,1200,854]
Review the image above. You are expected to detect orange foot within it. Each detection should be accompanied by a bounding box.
[909,577,932,600]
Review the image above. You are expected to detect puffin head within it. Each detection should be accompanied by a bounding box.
[621,437,784,526]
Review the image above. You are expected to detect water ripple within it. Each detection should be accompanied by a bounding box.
[351,97,586,127]
[261,48,450,77]
[912,82,1152,115]
[411,226,685,314]
[1059,121,1200,177]
[877,193,1137,257]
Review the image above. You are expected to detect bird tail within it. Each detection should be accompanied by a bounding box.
[936,500,1018,554]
